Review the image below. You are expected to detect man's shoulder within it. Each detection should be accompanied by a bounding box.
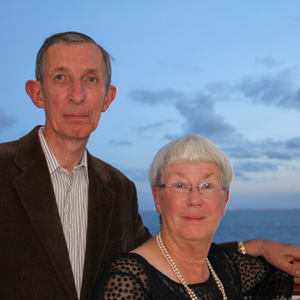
[0,126,41,162]
[0,139,19,154]
[87,152,132,184]
[0,127,40,147]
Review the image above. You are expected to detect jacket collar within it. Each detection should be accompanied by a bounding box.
[14,126,116,300]
[80,153,115,299]
[14,126,78,299]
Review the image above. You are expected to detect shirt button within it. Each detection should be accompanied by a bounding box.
[68,223,71,229]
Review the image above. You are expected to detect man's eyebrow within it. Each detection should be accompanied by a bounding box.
[85,68,98,73]
[50,67,100,76]
[50,66,69,74]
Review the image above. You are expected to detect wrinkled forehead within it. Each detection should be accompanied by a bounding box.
[162,161,222,181]
[41,42,106,83]
[45,42,103,65]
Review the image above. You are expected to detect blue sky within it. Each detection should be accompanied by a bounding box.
[1,1,300,210]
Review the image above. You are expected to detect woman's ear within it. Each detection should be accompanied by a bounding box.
[153,187,161,214]
[25,80,45,109]
[221,189,230,216]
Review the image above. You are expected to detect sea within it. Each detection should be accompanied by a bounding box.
[140,209,300,246]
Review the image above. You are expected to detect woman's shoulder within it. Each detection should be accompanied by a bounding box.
[92,253,153,299]
[108,252,153,274]
[110,252,148,264]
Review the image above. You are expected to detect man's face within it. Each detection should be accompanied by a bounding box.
[32,42,116,142]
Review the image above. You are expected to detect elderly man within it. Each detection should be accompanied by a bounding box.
[0,31,151,300]
[0,31,299,300]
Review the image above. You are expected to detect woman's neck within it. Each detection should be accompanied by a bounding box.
[158,231,211,284]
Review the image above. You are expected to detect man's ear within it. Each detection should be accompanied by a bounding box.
[153,187,161,214]
[25,80,44,109]
[102,85,117,112]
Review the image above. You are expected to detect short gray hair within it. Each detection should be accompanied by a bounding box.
[149,135,234,189]
[35,31,112,88]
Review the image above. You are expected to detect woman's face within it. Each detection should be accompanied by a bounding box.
[153,161,229,244]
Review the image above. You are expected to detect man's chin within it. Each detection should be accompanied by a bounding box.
[64,127,93,141]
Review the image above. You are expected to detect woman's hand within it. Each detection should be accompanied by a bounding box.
[294,260,300,285]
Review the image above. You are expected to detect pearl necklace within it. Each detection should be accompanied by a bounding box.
[156,232,227,300]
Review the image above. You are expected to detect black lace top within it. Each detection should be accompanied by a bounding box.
[92,243,293,300]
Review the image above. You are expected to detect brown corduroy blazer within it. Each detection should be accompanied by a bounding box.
[0,126,151,300]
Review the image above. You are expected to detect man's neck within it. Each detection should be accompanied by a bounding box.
[43,131,88,176]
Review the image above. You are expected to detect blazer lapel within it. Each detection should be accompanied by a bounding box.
[14,127,78,300]
[80,153,115,300]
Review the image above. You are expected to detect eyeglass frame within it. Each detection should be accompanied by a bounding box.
[156,182,226,196]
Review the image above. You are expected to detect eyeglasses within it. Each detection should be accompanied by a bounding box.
[157,182,225,198]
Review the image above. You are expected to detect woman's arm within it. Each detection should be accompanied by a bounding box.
[243,239,300,280]
[218,239,300,279]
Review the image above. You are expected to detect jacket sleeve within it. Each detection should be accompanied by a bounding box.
[130,181,152,249]
[217,241,238,251]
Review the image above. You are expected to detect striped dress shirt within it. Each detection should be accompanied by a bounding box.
[38,127,89,297]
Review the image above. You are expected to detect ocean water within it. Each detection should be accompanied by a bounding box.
[140,209,300,246]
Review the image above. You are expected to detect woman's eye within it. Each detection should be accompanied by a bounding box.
[203,183,213,189]
[175,183,185,189]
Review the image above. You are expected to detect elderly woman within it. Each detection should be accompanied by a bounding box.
[93,135,298,299]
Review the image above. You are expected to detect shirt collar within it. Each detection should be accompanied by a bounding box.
[38,126,88,176]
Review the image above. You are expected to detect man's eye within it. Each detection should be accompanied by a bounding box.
[87,77,97,82]
[55,75,64,80]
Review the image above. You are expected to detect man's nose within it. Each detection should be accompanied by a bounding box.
[70,80,85,104]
